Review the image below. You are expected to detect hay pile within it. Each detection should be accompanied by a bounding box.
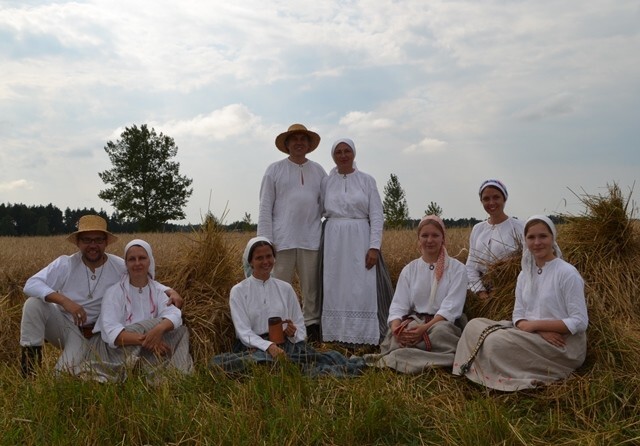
[162,216,244,364]
[561,184,640,371]
[466,183,640,375]
[463,248,522,322]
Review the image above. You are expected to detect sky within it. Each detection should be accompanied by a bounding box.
[1,0,639,225]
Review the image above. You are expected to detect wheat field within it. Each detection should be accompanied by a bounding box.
[1,185,639,444]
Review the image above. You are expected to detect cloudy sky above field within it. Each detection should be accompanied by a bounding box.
[1,0,638,225]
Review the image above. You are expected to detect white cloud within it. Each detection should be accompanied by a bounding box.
[0,179,32,192]
[403,138,448,154]
[158,104,263,140]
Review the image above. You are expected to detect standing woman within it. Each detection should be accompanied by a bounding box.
[367,216,468,373]
[320,138,392,346]
[466,179,524,299]
[453,216,588,391]
[85,239,193,382]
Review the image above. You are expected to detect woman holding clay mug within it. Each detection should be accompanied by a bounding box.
[229,236,305,358]
[211,237,365,376]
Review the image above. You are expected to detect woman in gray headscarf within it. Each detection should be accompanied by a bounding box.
[453,216,588,391]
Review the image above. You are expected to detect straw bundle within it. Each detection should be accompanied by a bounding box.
[161,216,244,364]
[463,248,522,322]
[560,184,640,371]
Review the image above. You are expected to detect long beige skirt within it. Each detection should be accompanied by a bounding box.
[81,318,193,383]
[365,319,462,374]
[452,317,587,391]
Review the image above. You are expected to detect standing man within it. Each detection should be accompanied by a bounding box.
[258,124,327,342]
[20,214,182,376]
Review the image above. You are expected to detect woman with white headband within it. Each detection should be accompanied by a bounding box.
[320,138,393,346]
[453,216,588,391]
[466,179,525,299]
[83,239,193,382]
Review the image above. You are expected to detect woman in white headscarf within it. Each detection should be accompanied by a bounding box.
[365,216,468,373]
[83,239,193,382]
[230,236,305,357]
[466,179,524,299]
[320,138,393,346]
[453,215,588,391]
[211,237,365,376]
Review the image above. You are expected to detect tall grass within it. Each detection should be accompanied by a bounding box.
[1,186,639,444]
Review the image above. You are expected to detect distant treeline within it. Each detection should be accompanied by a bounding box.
[0,203,263,236]
[0,203,563,237]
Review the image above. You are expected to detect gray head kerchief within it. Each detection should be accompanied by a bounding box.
[330,138,357,174]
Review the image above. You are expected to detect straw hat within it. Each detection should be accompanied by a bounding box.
[66,215,118,245]
[274,123,321,154]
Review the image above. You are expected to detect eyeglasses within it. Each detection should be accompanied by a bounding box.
[79,236,107,245]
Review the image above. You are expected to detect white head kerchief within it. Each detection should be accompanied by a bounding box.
[521,215,563,297]
[329,138,357,175]
[124,238,155,279]
[242,236,273,278]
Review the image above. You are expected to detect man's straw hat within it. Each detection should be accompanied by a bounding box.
[274,123,321,154]
[66,215,118,245]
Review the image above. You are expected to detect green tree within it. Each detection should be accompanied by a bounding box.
[424,201,443,217]
[382,173,410,229]
[98,124,193,232]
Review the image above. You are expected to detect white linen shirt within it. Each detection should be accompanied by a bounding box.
[230,275,306,351]
[23,252,125,325]
[466,217,524,292]
[513,258,588,335]
[321,169,383,250]
[257,158,327,251]
[97,280,183,348]
[388,257,468,324]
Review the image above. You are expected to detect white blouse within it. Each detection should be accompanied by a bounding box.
[513,258,588,335]
[230,275,306,351]
[388,257,468,324]
[98,280,183,348]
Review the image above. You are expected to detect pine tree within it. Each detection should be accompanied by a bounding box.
[382,173,410,229]
[424,201,443,217]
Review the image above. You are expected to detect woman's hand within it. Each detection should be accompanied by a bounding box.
[539,331,566,347]
[165,289,184,309]
[267,343,285,358]
[477,291,490,300]
[365,249,379,270]
[283,319,297,337]
[398,324,428,347]
[141,320,174,355]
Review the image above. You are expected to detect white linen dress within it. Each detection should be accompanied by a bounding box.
[321,169,384,345]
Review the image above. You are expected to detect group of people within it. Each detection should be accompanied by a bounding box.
[20,215,192,383]
[18,123,589,391]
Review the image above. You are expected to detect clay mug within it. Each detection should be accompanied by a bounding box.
[268,317,287,345]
